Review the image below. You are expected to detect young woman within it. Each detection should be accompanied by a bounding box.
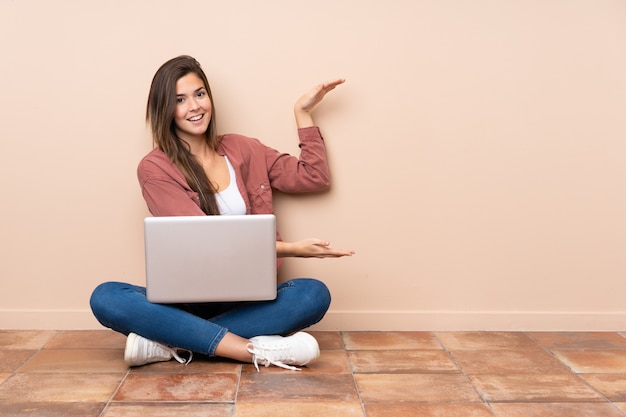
[90,55,354,371]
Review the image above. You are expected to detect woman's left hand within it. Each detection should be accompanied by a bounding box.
[294,79,345,127]
[295,79,346,113]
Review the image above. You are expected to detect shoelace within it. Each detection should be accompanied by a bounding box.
[150,342,193,366]
[172,349,193,366]
[246,343,300,372]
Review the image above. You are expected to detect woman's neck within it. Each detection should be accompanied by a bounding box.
[181,133,214,158]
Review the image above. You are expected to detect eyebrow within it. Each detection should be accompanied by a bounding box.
[176,87,206,97]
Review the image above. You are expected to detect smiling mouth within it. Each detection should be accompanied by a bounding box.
[188,114,204,122]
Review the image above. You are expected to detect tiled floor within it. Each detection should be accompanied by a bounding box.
[1,330,626,416]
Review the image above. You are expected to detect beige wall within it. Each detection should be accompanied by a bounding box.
[1,0,625,331]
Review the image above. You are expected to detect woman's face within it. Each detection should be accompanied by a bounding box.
[173,72,212,142]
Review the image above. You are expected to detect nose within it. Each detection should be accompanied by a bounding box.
[188,97,200,111]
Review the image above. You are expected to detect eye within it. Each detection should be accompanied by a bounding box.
[176,97,184,104]
[196,91,206,98]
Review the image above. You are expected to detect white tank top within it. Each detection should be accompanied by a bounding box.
[216,156,247,215]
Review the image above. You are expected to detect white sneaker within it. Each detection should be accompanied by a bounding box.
[124,333,192,367]
[247,332,320,371]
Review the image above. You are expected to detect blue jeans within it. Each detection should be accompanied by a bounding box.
[89,278,331,356]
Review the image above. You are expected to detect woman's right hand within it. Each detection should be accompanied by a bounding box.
[277,239,355,258]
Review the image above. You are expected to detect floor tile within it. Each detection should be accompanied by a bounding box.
[364,403,494,417]
[113,373,238,402]
[18,349,127,373]
[234,401,364,416]
[348,349,459,373]
[343,331,440,350]
[450,349,570,375]
[45,330,127,349]
[530,332,626,350]
[300,350,352,374]
[130,357,241,374]
[436,332,541,351]
[0,402,106,417]
[0,373,123,402]
[490,402,625,417]
[355,373,481,403]
[553,351,626,373]
[310,331,344,350]
[0,350,36,372]
[102,402,234,416]
[3,330,626,414]
[469,374,605,402]
[237,373,358,402]
[0,330,57,350]
[577,374,626,401]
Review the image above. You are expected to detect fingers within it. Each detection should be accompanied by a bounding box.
[322,78,346,88]
[311,79,345,96]
[316,251,355,259]
[317,78,345,95]
[313,241,355,258]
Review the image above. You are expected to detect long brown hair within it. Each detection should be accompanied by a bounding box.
[146,55,220,214]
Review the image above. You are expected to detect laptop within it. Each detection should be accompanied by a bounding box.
[144,214,277,303]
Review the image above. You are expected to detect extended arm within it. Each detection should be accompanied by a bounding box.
[276,79,354,258]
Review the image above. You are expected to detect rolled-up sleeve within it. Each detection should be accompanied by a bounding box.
[265,126,331,192]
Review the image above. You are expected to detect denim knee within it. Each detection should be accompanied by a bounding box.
[90,282,109,314]
[294,278,332,319]
[89,281,132,331]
